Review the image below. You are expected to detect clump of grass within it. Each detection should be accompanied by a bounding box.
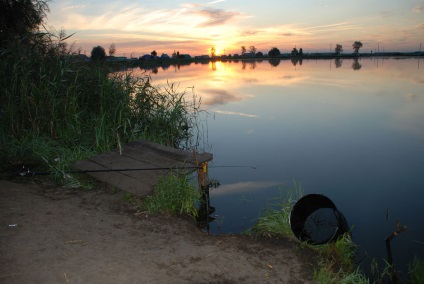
[122,192,135,203]
[142,172,199,218]
[314,265,369,284]
[251,182,367,283]
[251,181,303,237]
[409,256,424,284]
[314,233,357,272]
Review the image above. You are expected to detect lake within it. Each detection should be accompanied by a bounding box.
[135,57,424,272]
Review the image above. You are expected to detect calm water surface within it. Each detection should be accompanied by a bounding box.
[137,58,424,271]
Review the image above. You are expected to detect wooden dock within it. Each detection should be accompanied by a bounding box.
[73,140,213,196]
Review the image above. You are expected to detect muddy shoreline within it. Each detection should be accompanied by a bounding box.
[0,179,318,283]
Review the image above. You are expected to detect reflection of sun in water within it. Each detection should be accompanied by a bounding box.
[205,62,242,104]
[209,61,235,84]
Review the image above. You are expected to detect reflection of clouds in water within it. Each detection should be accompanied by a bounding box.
[202,89,247,105]
[214,110,258,118]
[404,93,417,101]
[243,78,259,84]
[390,95,424,138]
[212,181,283,196]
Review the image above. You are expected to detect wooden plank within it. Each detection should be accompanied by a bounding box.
[73,159,156,196]
[127,140,213,164]
[116,145,197,170]
[73,140,213,197]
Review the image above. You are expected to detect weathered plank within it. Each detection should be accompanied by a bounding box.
[73,140,213,197]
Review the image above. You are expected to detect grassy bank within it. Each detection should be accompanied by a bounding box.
[0,32,201,185]
[251,182,424,283]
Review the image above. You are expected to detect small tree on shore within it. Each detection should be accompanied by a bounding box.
[210,47,216,57]
[268,47,281,57]
[151,50,157,57]
[334,44,343,55]
[241,46,246,55]
[352,41,363,54]
[108,43,116,56]
[91,45,106,61]
[249,46,257,54]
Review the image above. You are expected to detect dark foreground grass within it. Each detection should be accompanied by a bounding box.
[0,31,201,185]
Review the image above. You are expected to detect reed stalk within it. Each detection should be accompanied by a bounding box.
[0,30,202,182]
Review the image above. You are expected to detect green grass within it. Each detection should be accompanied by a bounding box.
[314,266,369,284]
[142,172,200,218]
[409,256,424,284]
[0,30,202,184]
[251,181,303,237]
[250,182,366,283]
[250,184,424,283]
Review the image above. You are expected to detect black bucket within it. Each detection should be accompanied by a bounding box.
[289,194,349,245]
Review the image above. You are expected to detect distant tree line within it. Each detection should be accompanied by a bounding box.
[89,40,364,62]
[205,41,363,59]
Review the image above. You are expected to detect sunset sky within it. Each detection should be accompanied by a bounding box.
[46,0,424,57]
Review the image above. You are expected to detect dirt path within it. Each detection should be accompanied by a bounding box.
[0,180,317,284]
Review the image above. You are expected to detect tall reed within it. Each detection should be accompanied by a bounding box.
[0,31,202,179]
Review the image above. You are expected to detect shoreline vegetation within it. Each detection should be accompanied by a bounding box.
[72,51,424,67]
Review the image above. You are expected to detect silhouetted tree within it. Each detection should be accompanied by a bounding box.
[91,45,106,61]
[249,46,257,54]
[210,47,216,57]
[268,47,281,57]
[0,0,50,48]
[291,47,299,56]
[241,46,246,54]
[109,43,116,56]
[352,41,363,54]
[256,51,264,57]
[151,50,157,57]
[334,44,343,55]
[299,48,303,56]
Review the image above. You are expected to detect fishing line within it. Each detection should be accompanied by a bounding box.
[17,164,257,177]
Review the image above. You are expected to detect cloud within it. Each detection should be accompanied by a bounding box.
[181,0,225,8]
[302,22,361,33]
[63,4,86,11]
[207,0,226,4]
[240,30,259,36]
[193,8,241,27]
[413,5,424,13]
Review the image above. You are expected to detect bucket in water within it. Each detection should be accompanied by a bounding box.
[289,194,349,245]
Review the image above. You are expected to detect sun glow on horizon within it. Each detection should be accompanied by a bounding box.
[47,1,423,57]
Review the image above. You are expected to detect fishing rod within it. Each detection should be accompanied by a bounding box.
[17,164,257,177]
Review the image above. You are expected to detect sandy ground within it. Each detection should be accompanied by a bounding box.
[0,179,317,284]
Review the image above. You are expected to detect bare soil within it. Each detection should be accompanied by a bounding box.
[0,179,318,284]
